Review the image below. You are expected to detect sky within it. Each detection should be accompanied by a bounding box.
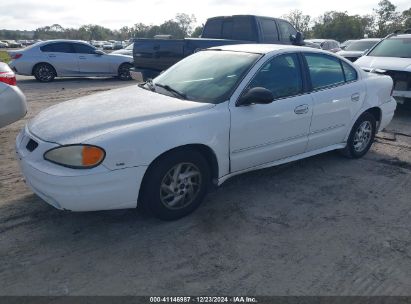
[0,0,410,31]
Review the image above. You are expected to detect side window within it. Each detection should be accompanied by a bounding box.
[73,43,96,54]
[202,19,223,39]
[260,19,279,43]
[247,53,303,99]
[304,53,345,90]
[40,42,73,53]
[232,16,257,41]
[277,20,297,43]
[221,20,233,39]
[341,61,358,82]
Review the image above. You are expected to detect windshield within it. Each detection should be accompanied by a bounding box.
[346,40,379,52]
[150,50,261,104]
[368,37,411,58]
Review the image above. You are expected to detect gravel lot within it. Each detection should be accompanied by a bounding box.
[0,75,411,296]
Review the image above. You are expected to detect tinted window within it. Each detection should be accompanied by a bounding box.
[247,53,303,99]
[40,42,74,53]
[260,19,279,43]
[73,43,96,54]
[202,19,223,39]
[368,37,411,58]
[277,20,297,42]
[222,20,233,39]
[345,40,379,51]
[341,61,357,82]
[231,16,257,41]
[304,53,345,90]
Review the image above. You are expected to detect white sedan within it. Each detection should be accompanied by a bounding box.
[16,44,396,220]
[0,62,27,128]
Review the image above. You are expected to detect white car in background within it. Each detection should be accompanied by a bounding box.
[8,40,134,82]
[16,44,396,220]
[355,33,411,104]
[0,62,27,128]
[337,38,381,62]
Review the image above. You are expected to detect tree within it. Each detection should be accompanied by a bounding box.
[403,8,411,29]
[373,0,402,36]
[282,10,311,37]
[191,26,203,37]
[175,13,197,36]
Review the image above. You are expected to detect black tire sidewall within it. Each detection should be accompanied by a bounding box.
[346,112,376,158]
[141,149,210,220]
[34,64,55,82]
[118,63,132,80]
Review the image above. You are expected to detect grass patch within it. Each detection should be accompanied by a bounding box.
[0,51,10,64]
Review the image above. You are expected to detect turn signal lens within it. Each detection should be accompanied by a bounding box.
[44,145,105,169]
[82,146,105,167]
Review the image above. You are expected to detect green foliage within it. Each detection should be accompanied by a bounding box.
[0,51,10,64]
[282,10,311,37]
[191,26,203,38]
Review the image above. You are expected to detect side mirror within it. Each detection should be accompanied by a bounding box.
[291,32,304,46]
[95,50,105,56]
[237,87,274,107]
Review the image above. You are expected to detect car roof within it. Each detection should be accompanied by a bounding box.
[389,34,411,39]
[36,39,91,46]
[208,44,336,55]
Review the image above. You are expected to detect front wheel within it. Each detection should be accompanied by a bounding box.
[340,112,376,158]
[118,63,132,81]
[140,149,210,220]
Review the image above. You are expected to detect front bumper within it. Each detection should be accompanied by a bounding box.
[15,127,147,211]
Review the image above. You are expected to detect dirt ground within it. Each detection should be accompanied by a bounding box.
[0,75,411,296]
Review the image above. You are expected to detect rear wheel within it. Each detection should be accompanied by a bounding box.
[118,63,132,81]
[140,149,210,220]
[33,63,56,82]
[340,112,376,158]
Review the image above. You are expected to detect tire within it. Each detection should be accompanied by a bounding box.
[140,149,210,220]
[340,112,376,158]
[118,63,133,81]
[33,63,56,82]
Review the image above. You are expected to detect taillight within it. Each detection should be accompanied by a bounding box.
[0,71,17,86]
[10,53,22,60]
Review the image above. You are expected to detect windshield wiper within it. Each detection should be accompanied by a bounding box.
[155,83,187,100]
[144,78,156,92]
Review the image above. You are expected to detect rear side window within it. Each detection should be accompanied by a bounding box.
[221,20,233,39]
[260,19,279,43]
[73,43,96,54]
[202,19,223,38]
[304,53,345,90]
[277,20,297,43]
[341,61,357,82]
[231,16,257,41]
[40,43,74,53]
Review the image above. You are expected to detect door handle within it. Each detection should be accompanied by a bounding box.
[351,93,360,102]
[294,104,309,115]
[48,54,56,58]
[79,56,86,59]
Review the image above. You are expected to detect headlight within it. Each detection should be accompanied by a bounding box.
[44,145,105,169]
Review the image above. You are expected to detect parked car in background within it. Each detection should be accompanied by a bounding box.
[0,41,8,48]
[337,38,381,62]
[112,43,133,56]
[16,44,396,220]
[2,40,23,48]
[131,14,310,80]
[113,41,123,50]
[8,40,134,82]
[0,62,27,128]
[340,40,357,50]
[103,42,114,50]
[355,32,411,104]
[305,39,341,52]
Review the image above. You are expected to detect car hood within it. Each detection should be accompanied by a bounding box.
[28,85,215,144]
[337,50,364,57]
[111,49,132,56]
[355,56,411,72]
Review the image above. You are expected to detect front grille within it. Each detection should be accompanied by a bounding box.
[380,70,411,91]
[26,139,38,152]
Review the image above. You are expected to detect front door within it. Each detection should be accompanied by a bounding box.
[72,43,111,75]
[229,53,313,172]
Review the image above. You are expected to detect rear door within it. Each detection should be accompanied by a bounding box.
[40,42,78,76]
[303,52,364,151]
[72,43,111,75]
